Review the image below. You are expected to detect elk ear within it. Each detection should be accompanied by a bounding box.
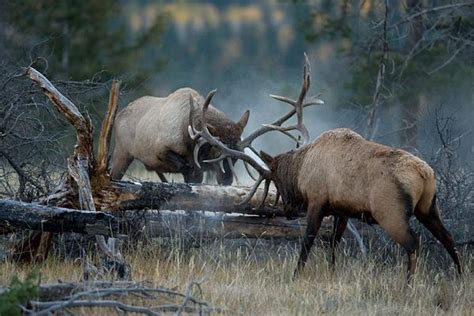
[237,110,250,130]
[259,150,274,165]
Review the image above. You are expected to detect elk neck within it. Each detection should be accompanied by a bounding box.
[272,146,310,214]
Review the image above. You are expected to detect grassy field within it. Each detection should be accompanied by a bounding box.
[1,238,472,315]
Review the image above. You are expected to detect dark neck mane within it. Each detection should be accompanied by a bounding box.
[274,147,309,214]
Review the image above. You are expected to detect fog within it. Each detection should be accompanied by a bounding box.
[1,0,473,183]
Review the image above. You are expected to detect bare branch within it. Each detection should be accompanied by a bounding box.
[97,80,120,175]
[366,0,388,140]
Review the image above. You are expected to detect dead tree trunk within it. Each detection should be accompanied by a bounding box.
[10,69,125,272]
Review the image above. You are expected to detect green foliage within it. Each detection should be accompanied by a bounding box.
[303,11,353,44]
[0,271,40,316]
[303,1,474,111]
[3,0,167,87]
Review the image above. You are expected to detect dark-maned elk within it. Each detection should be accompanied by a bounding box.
[190,55,463,281]
[110,87,251,184]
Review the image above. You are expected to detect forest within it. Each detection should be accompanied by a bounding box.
[0,1,472,315]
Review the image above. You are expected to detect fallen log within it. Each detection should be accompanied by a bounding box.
[0,199,118,236]
[107,181,286,216]
[124,210,373,240]
[140,211,307,239]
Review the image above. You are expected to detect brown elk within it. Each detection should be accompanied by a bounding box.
[110,87,250,184]
[190,56,463,280]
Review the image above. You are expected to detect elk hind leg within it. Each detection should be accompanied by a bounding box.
[374,210,419,281]
[294,202,324,279]
[415,199,463,275]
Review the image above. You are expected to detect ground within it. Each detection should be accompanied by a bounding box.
[1,238,472,315]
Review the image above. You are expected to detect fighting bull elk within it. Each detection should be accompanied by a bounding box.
[111,87,250,184]
[190,55,463,280]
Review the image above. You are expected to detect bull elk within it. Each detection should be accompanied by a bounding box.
[190,55,463,280]
[110,87,250,184]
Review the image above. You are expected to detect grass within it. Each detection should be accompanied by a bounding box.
[0,238,472,315]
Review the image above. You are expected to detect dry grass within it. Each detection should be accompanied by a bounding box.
[1,238,472,315]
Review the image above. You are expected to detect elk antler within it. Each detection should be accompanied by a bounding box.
[189,90,271,176]
[189,90,272,206]
[190,54,316,207]
[239,53,321,150]
[261,53,312,146]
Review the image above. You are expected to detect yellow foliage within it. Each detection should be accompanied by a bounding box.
[278,25,294,51]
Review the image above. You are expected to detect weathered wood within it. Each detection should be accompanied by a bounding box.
[0,281,215,315]
[142,211,307,239]
[69,152,125,264]
[107,181,290,217]
[18,67,124,268]
[129,210,372,240]
[0,199,118,235]
[26,67,94,158]
[97,80,120,175]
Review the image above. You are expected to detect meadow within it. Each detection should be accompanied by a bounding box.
[1,237,472,315]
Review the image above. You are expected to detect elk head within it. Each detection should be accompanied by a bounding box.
[188,94,250,185]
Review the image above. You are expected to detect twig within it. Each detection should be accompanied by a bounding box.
[427,43,468,75]
[176,280,206,316]
[347,221,367,258]
[366,0,389,140]
[374,2,474,29]
[0,149,45,195]
[10,281,220,315]
[31,299,157,315]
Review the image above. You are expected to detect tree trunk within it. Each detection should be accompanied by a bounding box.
[400,0,423,149]
[0,199,118,236]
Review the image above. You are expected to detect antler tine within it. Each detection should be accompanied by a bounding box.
[244,161,259,181]
[239,54,315,148]
[269,93,324,108]
[189,89,271,177]
[260,54,311,146]
[255,179,271,209]
[227,156,239,183]
[296,53,311,145]
[192,138,206,168]
[237,176,265,205]
[200,89,217,132]
[188,95,201,141]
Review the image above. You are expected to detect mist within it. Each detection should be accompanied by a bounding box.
[1,0,472,184]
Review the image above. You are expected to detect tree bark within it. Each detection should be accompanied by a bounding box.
[105,181,285,216]
[11,67,123,266]
[0,199,118,236]
[139,211,318,240]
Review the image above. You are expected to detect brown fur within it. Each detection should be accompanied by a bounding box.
[262,128,462,280]
[111,88,249,183]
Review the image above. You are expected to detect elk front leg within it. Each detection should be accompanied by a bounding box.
[331,215,348,268]
[294,202,324,279]
[183,168,203,184]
